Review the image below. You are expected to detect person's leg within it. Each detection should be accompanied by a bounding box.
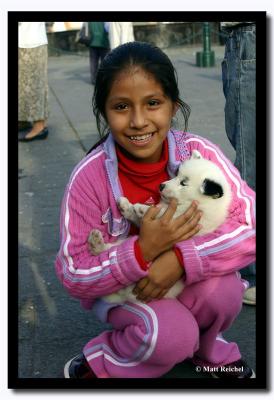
[108,22,121,49]
[96,48,109,77]
[18,121,32,131]
[178,272,246,367]
[19,45,49,139]
[235,26,256,287]
[222,25,256,288]
[83,299,199,378]
[233,25,256,191]
[89,47,98,84]
[99,47,109,64]
[120,22,135,43]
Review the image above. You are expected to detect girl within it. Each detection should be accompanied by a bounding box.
[55,41,256,379]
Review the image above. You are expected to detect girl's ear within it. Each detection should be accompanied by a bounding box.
[172,102,180,116]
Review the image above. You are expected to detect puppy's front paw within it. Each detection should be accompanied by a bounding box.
[88,229,106,255]
[134,204,149,218]
[117,197,134,219]
[118,196,131,212]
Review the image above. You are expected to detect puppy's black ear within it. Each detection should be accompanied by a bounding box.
[201,179,223,199]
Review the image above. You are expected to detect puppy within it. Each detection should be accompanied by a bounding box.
[88,150,232,303]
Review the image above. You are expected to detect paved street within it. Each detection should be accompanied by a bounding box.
[18,44,255,379]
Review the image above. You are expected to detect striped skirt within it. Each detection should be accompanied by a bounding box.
[18,44,49,122]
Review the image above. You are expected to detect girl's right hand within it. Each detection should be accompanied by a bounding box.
[137,199,202,262]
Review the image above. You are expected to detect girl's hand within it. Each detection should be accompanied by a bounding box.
[137,199,202,261]
[133,250,183,303]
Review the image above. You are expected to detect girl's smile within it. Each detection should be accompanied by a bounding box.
[105,67,177,163]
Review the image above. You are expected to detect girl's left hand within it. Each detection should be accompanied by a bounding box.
[133,250,184,303]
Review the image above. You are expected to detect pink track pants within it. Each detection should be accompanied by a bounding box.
[83,272,246,378]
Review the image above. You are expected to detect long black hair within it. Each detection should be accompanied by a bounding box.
[88,41,190,154]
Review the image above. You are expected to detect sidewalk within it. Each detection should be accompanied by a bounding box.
[18,45,255,379]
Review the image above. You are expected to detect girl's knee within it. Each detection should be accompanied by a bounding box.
[150,300,199,365]
[184,273,244,320]
[209,273,244,316]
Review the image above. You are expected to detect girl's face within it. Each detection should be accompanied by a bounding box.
[105,67,177,163]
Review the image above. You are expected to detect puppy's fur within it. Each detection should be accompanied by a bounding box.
[89,150,232,303]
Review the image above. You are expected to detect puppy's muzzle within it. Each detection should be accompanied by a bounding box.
[159,183,165,192]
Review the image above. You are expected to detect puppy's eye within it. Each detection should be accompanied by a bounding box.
[180,180,187,186]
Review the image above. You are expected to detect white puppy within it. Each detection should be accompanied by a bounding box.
[88,150,232,303]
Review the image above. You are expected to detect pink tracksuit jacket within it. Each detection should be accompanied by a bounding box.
[55,130,255,378]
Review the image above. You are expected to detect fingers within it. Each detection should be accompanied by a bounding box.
[133,280,153,302]
[142,204,163,221]
[185,209,203,230]
[175,207,203,240]
[133,277,149,294]
[135,286,162,303]
[178,223,202,241]
[133,281,170,303]
[133,278,162,303]
[160,198,178,222]
[155,288,169,300]
[174,200,199,227]
[137,288,169,303]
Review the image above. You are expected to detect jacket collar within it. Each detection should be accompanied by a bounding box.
[103,130,181,177]
[102,130,189,201]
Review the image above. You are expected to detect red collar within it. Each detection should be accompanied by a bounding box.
[116,140,169,234]
[116,140,168,177]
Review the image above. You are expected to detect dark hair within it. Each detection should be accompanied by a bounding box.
[90,41,190,149]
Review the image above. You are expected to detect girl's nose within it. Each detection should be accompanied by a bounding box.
[129,108,148,129]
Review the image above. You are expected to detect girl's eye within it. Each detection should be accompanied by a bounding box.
[148,100,160,107]
[115,103,128,110]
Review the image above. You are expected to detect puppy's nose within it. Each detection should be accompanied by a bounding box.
[159,183,165,192]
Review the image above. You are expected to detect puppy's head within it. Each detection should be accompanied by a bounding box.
[159,150,227,204]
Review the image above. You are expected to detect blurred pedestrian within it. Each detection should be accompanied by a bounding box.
[86,22,110,85]
[221,22,256,305]
[18,22,49,142]
[104,22,134,50]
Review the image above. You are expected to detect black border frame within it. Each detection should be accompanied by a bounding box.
[11,10,267,390]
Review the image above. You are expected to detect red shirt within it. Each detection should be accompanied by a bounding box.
[116,140,184,270]
[117,140,169,269]
[116,139,169,208]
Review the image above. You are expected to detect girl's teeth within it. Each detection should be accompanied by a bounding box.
[130,133,152,141]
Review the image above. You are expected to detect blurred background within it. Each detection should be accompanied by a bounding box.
[45,21,226,55]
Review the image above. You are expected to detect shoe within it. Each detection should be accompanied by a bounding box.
[64,353,97,378]
[243,286,256,305]
[211,359,256,378]
[18,127,48,142]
